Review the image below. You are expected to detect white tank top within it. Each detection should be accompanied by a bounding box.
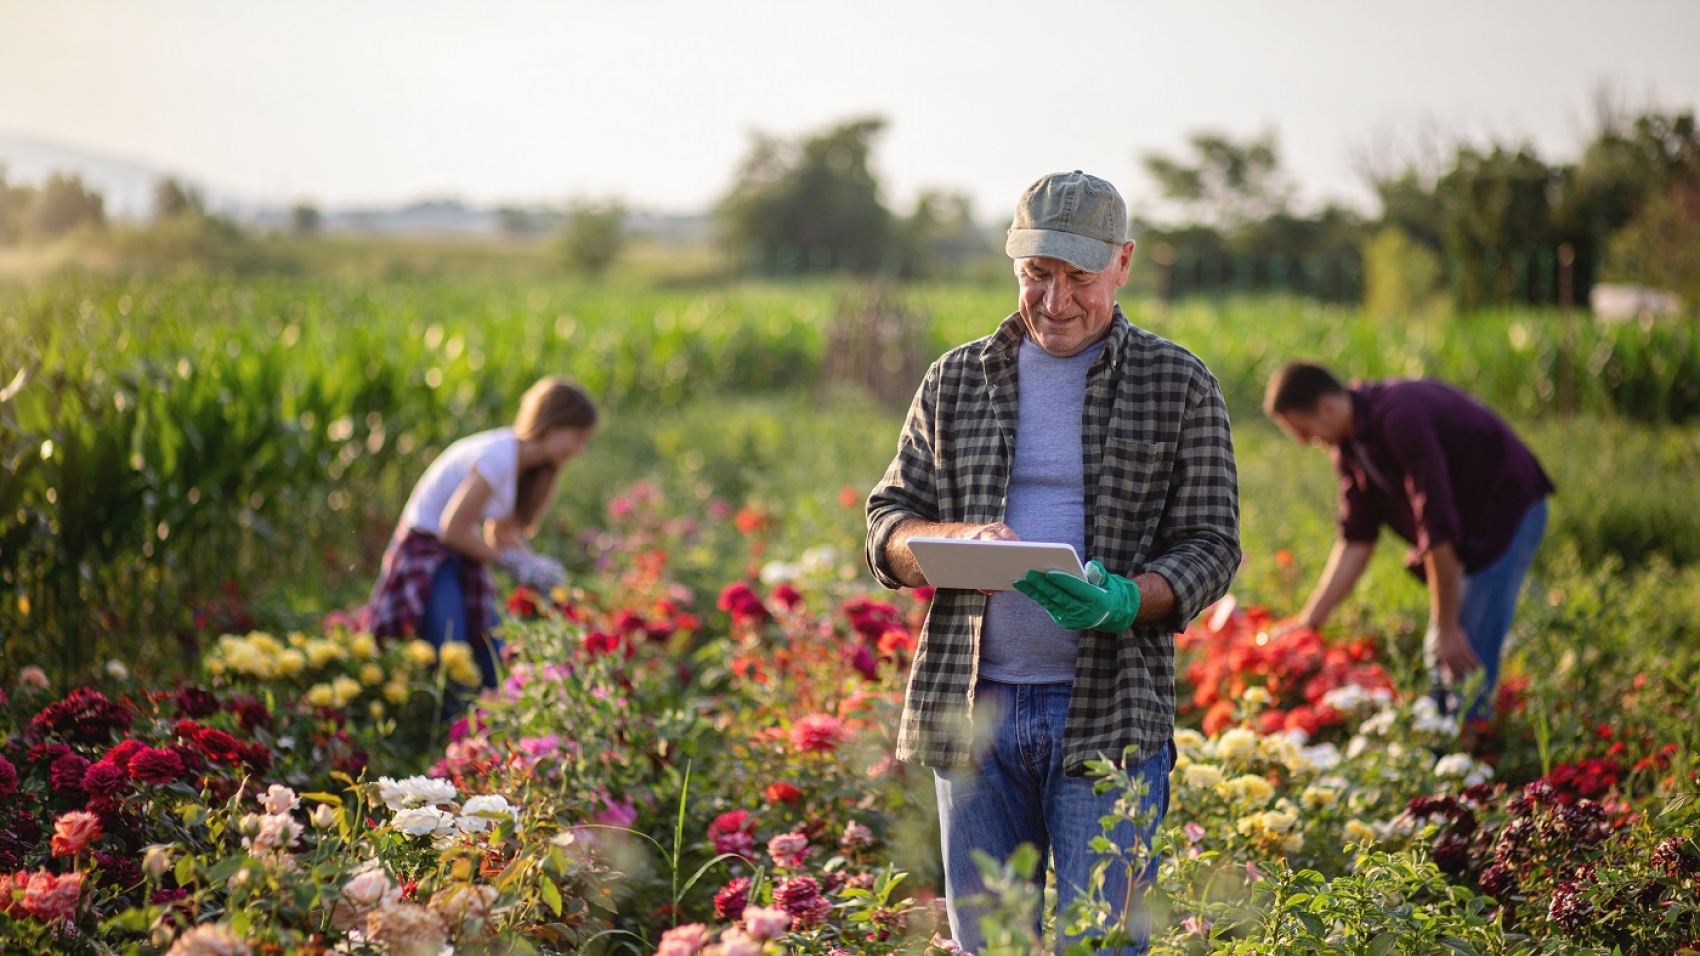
[398,428,520,536]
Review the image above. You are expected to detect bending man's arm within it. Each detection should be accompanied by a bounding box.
[1424,541,1480,682]
[1295,538,1376,630]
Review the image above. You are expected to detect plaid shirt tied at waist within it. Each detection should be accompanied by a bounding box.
[866,308,1241,776]
[364,529,500,645]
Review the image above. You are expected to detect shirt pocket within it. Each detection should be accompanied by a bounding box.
[1095,438,1175,545]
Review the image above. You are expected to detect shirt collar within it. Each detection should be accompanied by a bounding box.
[985,304,1134,372]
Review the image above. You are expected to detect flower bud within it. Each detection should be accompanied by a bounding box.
[151,922,176,948]
[238,813,263,839]
[143,845,172,879]
[311,804,338,830]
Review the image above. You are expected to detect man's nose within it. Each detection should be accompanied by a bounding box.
[1043,279,1070,313]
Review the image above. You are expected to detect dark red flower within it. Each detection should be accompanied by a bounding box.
[128,747,185,785]
[0,755,16,798]
[224,694,272,732]
[27,742,71,764]
[773,876,832,929]
[32,687,135,745]
[104,739,147,773]
[771,584,804,612]
[714,876,751,921]
[847,644,879,681]
[174,686,220,720]
[49,753,91,796]
[508,587,541,618]
[708,809,756,858]
[81,759,126,797]
[717,583,770,626]
[195,728,242,764]
[764,781,802,805]
[94,851,141,890]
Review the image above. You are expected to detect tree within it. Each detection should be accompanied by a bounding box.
[902,190,990,278]
[1434,145,1560,309]
[1142,130,1293,232]
[153,177,204,220]
[555,198,626,278]
[289,203,322,237]
[30,173,104,238]
[718,117,896,276]
[0,166,37,245]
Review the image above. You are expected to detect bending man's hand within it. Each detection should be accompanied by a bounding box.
[1013,560,1141,633]
[1432,620,1483,685]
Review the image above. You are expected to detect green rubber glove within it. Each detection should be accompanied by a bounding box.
[1012,560,1141,632]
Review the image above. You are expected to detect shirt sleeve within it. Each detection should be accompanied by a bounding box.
[865,363,942,590]
[1380,403,1461,555]
[1140,368,1242,629]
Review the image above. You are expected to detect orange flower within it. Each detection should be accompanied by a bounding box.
[838,486,862,508]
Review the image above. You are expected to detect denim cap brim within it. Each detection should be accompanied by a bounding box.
[1004,228,1117,274]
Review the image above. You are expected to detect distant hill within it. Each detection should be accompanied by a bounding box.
[0,134,177,218]
[0,133,714,242]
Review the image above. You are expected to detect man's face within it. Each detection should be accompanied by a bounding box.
[1015,242,1135,357]
[1272,395,1350,447]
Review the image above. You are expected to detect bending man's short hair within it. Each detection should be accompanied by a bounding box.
[1264,362,1346,417]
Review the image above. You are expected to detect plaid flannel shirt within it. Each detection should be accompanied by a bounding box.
[866,308,1240,776]
[364,529,500,645]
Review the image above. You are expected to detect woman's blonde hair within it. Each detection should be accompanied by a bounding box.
[512,377,598,531]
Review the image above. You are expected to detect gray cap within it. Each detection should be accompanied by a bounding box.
[1004,170,1128,272]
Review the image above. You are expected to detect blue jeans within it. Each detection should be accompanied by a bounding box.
[1426,498,1548,721]
[421,558,504,696]
[933,680,1172,956]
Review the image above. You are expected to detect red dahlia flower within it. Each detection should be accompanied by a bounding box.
[128,747,185,785]
[708,810,756,858]
[715,876,751,920]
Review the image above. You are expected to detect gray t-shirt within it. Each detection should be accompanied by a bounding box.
[979,335,1106,683]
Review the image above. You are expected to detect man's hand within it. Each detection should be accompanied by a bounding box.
[1013,560,1142,633]
[953,522,1018,542]
[1432,620,1482,685]
[1268,615,1317,640]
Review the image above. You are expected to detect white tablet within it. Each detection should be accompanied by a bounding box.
[907,537,1087,591]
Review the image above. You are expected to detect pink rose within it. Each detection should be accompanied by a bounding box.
[50,810,102,857]
[742,905,792,942]
[767,831,810,869]
[654,922,709,956]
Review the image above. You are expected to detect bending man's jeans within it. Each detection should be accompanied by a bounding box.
[933,679,1172,956]
[1426,498,1549,721]
[421,557,504,712]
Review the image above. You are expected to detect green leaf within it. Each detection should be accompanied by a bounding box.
[1368,932,1399,956]
[540,877,563,917]
[1439,939,1480,956]
[174,854,196,887]
[301,792,342,806]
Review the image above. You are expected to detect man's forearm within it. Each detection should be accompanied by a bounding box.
[1132,571,1175,623]
[1300,539,1375,628]
[1424,541,1464,628]
[881,517,1017,589]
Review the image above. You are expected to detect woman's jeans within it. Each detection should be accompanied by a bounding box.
[1426,498,1549,721]
[420,558,503,711]
[933,680,1172,956]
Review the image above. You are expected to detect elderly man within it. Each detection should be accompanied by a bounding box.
[865,171,1240,954]
[1263,362,1553,721]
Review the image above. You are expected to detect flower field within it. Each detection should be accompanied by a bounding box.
[3,471,1698,955]
[4,273,1700,953]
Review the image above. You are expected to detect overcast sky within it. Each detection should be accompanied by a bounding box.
[3,0,1699,221]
